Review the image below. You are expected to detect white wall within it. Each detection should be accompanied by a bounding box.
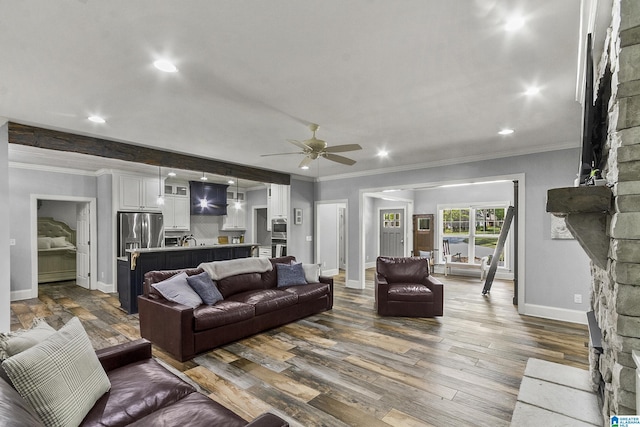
[0,121,10,331]
[289,178,314,263]
[8,167,97,295]
[97,173,113,285]
[316,148,591,320]
[38,200,79,228]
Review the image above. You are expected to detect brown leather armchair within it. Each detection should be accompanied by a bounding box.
[375,256,444,317]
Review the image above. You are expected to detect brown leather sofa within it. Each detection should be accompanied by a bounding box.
[375,256,444,317]
[0,339,288,427]
[139,256,334,362]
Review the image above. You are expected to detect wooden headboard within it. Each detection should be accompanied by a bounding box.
[37,217,76,246]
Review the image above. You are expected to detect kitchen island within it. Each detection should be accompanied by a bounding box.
[117,243,257,314]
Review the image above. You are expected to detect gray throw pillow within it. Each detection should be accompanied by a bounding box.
[276,262,307,287]
[151,271,203,308]
[0,318,56,361]
[186,271,224,305]
[3,317,111,427]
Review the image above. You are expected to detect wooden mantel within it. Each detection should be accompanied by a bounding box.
[546,186,613,269]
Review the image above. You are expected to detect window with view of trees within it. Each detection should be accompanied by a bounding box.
[440,205,508,267]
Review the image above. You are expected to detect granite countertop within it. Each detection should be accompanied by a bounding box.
[125,243,258,254]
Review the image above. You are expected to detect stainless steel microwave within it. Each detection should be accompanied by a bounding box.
[271,218,287,238]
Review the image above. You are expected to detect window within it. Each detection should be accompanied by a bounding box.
[439,204,508,267]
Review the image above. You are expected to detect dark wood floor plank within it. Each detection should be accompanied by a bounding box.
[10,272,589,425]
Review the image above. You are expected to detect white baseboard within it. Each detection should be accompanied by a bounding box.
[346,279,364,289]
[11,289,34,301]
[96,281,115,294]
[322,268,339,277]
[523,304,587,325]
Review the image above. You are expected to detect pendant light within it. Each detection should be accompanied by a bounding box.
[234,178,241,209]
[156,166,165,206]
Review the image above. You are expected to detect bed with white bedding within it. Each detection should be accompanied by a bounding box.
[37,217,77,283]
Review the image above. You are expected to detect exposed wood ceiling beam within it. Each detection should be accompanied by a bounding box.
[8,122,290,185]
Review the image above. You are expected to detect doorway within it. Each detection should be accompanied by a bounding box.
[315,201,347,278]
[31,195,97,298]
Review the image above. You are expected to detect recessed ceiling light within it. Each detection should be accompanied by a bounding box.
[300,165,310,170]
[378,150,388,157]
[498,128,514,135]
[228,179,235,184]
[88,116,105,124]
[524,87,540,96]
[167,172,176,177]
[153,59,178,73]
[505,16,525,32]
[200,172,208,181]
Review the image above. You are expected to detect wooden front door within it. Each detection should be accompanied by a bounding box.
[413,214,434,256]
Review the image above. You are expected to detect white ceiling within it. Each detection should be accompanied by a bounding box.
[0,1,586,180]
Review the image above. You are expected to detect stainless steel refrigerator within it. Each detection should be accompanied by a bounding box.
[117,212,164,257]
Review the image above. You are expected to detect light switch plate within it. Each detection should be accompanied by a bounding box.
[306,236,312,241]
[9,239,15,246]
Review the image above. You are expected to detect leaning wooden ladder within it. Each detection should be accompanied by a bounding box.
[482,205,515,295]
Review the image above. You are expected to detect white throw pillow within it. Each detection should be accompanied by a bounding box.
[50,236,72,248]
[152,272,203,308]
[0,318,56,361]
[37,237,52,250]
[3,317,111,427]
[302,263,321,283]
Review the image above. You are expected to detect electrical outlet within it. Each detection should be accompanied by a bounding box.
[9,239,16,246]
[306,236,312,242]
[574,294,582,304]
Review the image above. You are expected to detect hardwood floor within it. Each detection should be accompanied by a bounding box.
[10,272,589,426]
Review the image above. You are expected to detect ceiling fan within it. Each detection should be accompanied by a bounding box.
[262,124,362,168]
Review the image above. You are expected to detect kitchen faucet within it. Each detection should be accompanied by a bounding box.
[181,234,197,247]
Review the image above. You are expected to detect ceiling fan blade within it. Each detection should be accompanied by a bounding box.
[323,153,356,166]
[298,156,313,168]
[260,151,304,157]
[324,143,362,153]
[287,139,310,150]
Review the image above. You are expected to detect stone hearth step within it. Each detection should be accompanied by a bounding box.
[511,358,603,426]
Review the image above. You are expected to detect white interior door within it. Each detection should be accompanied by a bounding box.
[76,203,90,289]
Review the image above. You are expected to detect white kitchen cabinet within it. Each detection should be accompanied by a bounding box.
[118,174,162,211]
[268,184,289,220]
[164,182,189,196]
[163,196,190,231]
[222,191,246,230]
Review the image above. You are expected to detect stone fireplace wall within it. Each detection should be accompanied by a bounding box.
[590,0,640,417]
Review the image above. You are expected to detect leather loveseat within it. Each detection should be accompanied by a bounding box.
[138,256,333,362]
[0,339,288,426]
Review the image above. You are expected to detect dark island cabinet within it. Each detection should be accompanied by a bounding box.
[118,246,253,314]
[233,246,251,258]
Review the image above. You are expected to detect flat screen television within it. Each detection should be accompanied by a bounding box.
[579,33,610,185]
